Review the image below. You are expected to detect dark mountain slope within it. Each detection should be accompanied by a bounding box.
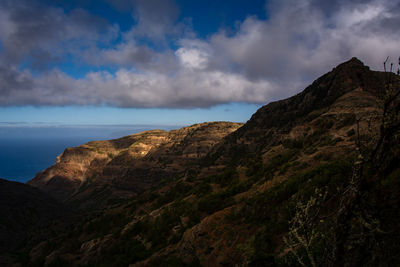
[206,58,392,165]
[0,178,71,265]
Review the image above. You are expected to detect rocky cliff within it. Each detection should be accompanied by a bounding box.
[28,122,242,208]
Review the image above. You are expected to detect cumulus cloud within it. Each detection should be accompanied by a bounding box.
[0,65,273,108]
[175,40,211,70]
[82,41,180,74]
[1,0,400,108]
[210,0,400,81]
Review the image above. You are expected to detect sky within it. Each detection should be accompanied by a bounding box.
[1,0,400,126]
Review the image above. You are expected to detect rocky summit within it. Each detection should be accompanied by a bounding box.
[2,58,399,266]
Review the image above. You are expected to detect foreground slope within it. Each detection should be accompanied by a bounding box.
[23,58,400,266]
[0,178,71,265]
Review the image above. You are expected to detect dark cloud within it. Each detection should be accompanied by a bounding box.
[0,1,65,64]
[0,64,34,97]
[131,0,180,40]
[105,0,181,40]
[0,0,116,69]
[308,0,373,14]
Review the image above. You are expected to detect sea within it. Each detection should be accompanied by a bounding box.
[0,124,180,183]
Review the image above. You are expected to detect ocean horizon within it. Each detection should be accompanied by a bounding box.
[0,124,181,183]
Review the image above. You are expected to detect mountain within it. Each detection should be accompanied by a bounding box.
[207,57,390,163]
[8,58,400,266]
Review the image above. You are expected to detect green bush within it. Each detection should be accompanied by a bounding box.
[242,158,352,225]
[191,181,212,197]
[207,168,239,187]
[197,191,234,214]
[154,181,192,208]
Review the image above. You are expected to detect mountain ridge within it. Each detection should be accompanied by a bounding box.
[28,121,243,207]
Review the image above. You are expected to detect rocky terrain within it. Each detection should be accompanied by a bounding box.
[28,122,242,209]
[2,58,399,266]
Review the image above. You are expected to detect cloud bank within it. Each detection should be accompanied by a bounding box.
[1,0,399,108]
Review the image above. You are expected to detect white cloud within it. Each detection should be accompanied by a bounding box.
[336,3,386,27]
[175,48,209,70]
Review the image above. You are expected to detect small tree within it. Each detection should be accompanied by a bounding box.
[284,188,328,267]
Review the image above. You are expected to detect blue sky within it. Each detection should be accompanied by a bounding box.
[0,103,260,125]
[0,0,399,126]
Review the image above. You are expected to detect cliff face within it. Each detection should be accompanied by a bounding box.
[19,58,400,266]
[28,122,242,206]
